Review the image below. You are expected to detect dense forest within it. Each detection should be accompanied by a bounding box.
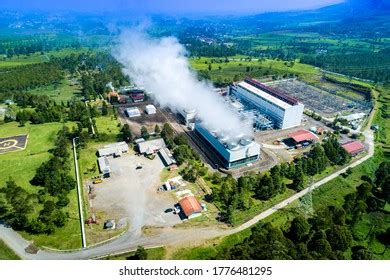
[301,48,390,83]
[0,36,81,57]
[217,162,390,260]
[0,63,63,92]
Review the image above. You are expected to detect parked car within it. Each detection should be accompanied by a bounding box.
[164,208,174,213]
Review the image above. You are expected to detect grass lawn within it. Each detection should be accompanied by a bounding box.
[312,157,379,210]
[0,48,90,68]
[230,189,296,226]
[28,78,82,102]
[172,227,252,260]
[0,121,83,250]
[0,239,21,260]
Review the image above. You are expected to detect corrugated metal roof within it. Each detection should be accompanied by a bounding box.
[288,129,319,143]
[179,196,202,217]
[341,141,365,154]
[137,138,166,154]
[98,157,110,173]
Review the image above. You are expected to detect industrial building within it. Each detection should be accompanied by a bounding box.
[137,138,166,155]
[98,157,111,177]
[159,147,177,166]
[194,122,261,169]
[125,107,141,118]
[120,87,145,103]
[178,195,202,219]
[286,129,319,148]
[98,142,129,157]
[145,104,157,115]
[341,141,365,156]
[229,78,304,129]
[179,109,196,126]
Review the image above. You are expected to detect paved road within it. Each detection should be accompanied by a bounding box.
[0,128,375,259]
[72,138,87,249]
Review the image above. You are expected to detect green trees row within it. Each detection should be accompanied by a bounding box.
[3,91,95,129]
[0,63,63,93]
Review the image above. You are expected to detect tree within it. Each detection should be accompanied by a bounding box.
[291,164,305,191]
[356,182,372,200]
[237,177,251,210]
[326,225,352,251]
[352,200,367,224]
[132,246,147,260]
[351,246,373,260]
[154,125,161,134]
[287,216,310,242]
[121,124,133,142]
[174,134,188,146]
[140,126,149,139]
[270,165,285,193]
[101,101,108,116]
[308,238,332,259]
[254,174,275,200]
[375,162,390,202]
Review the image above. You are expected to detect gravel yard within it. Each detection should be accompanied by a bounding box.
[92,154,181,235]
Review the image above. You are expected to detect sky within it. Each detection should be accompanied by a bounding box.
[0,0,344,15]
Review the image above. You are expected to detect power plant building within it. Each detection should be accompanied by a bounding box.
[229,78,304,129]
[179,109,196,126]
[194,122,261,169]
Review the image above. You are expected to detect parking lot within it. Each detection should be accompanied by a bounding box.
[91,153,181,234]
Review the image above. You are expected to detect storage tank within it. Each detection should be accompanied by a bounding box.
[240,137,253,146]
[227,141,239,150]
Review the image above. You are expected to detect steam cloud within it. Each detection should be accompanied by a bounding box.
[113,29,253,138]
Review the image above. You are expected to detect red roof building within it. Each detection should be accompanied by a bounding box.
[178,196,202,219]
[288,129,319,143]
[341,141,365,156]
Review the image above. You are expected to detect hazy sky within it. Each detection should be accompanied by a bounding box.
[0,0,344,14]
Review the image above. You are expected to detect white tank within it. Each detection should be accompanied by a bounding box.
[227,141,239,150]
[220,135,230,143]
[240,138,253,146]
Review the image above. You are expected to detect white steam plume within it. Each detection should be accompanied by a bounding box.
[113,29,252,138]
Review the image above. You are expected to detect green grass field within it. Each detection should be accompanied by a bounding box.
[27,78,82,102]
[0,239,20,260]
[0,121,83,250]
[0,48,90,68]
[189,57,320,83]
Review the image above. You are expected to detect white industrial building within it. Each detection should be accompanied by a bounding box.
[98,157,111,177]
[194,122,261,169]
[137,138,166,155]
[125,107,141,118]
[98,142,129,157]
[229,78,304,129]
[179,109,196,126]
[145,104,157,115]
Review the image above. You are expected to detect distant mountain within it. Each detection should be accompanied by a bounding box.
[347,0,390,10]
